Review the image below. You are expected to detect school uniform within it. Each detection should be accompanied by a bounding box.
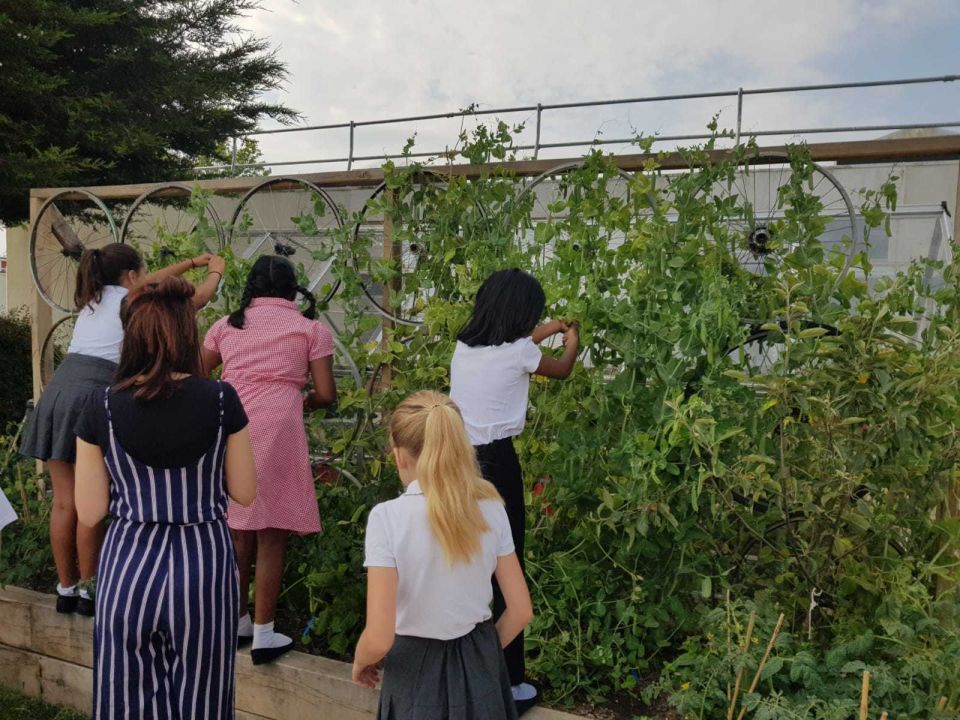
[21,285,128,463]
[203,298,333,535]
[449,336,542,687]
[365,481,518,720]
[75,378,248,720]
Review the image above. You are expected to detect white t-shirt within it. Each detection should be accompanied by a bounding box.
[363,481,515,640]
[67,285,128,363]
[449,337,543,446]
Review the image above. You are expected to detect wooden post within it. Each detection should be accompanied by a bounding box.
[26,197,53,404]
[950,159,960,531]
[378,189,395,389]
[27,197,53,402]
[941,160,960,597]
[14,198,55,478]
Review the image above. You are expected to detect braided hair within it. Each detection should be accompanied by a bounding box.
[228,255,317,329]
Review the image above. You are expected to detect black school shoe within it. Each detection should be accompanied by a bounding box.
[55,594,79,614]
[514,684,540,717]
[237,635,253,649]
[251,639,294,666]
[76,596,95,617]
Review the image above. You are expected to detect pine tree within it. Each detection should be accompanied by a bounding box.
[0,0,297,225]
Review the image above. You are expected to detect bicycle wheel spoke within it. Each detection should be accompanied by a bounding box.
[230,178,342,305]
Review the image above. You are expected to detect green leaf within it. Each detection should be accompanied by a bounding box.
[760,656,784,681]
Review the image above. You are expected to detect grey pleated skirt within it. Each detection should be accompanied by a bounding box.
[20,353,117,463]
[378,620,517,720]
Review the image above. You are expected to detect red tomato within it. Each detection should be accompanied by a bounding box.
[532,481,545,497]
[313,463,340,486]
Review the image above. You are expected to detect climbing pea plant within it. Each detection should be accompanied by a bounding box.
[135,123,960,715]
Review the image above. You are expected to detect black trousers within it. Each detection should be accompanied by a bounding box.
[475,437,525,686]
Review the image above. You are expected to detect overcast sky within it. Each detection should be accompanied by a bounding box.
[3,0,960,256]
[237,0,960,172]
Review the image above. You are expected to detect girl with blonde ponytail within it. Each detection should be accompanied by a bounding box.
[352,391,532,720]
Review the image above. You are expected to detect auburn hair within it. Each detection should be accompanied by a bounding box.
[115,277,202,400]
[390,391,503,565]
[75,243,144,311]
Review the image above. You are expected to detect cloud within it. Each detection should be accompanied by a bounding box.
[236,0,960,171]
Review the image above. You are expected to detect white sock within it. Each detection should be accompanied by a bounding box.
[57,583,77,597]
[512,683,537,702]
[238,613,253,636]
[252,621,292,650]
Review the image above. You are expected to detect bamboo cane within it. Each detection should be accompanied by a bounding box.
[735,613,786,720]
[937,696,948,712]
[727,610,756,720]
[859,671,871,720]
[880,712,888,720]
[726,590,733,704]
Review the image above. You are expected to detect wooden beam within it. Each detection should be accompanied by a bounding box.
[0,585,582,720]
[48,204,84,256]
[30,135,960,202]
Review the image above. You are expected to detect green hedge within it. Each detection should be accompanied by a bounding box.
[0,312,32,433]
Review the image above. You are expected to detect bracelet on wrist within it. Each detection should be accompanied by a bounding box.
[209,271,223,279]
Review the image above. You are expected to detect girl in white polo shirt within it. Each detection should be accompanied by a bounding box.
[352,390,533,720]
[20,243,222,618]
[449,268,578,713]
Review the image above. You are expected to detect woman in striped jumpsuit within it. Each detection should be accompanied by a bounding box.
[75,277,257,720]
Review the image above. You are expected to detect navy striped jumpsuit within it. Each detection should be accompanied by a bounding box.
[94,384,239,720]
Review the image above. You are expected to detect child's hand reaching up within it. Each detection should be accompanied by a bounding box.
[533,318,572,344]
[562,322,579,347]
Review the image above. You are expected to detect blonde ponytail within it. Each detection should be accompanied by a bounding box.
[390,391,502,565]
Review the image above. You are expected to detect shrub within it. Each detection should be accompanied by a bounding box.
[0,311,32,433]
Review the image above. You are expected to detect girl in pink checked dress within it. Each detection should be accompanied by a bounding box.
[201,255,337,665]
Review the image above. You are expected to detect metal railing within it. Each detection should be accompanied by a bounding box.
[195,74,960,173]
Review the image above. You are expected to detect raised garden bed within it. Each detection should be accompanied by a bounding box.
[0,585,581,720]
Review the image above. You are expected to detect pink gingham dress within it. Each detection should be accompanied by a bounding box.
[203,297,333,534]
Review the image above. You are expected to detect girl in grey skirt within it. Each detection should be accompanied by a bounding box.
[353,391,533,720]
[20,243,224,617]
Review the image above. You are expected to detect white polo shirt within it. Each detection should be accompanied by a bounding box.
[449,337,543,446]
[363,480,515,640]
[67,285,128,363]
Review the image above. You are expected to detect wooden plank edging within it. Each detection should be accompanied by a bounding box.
[0,585,583,719]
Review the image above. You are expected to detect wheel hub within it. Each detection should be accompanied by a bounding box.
[748,226,773,255]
